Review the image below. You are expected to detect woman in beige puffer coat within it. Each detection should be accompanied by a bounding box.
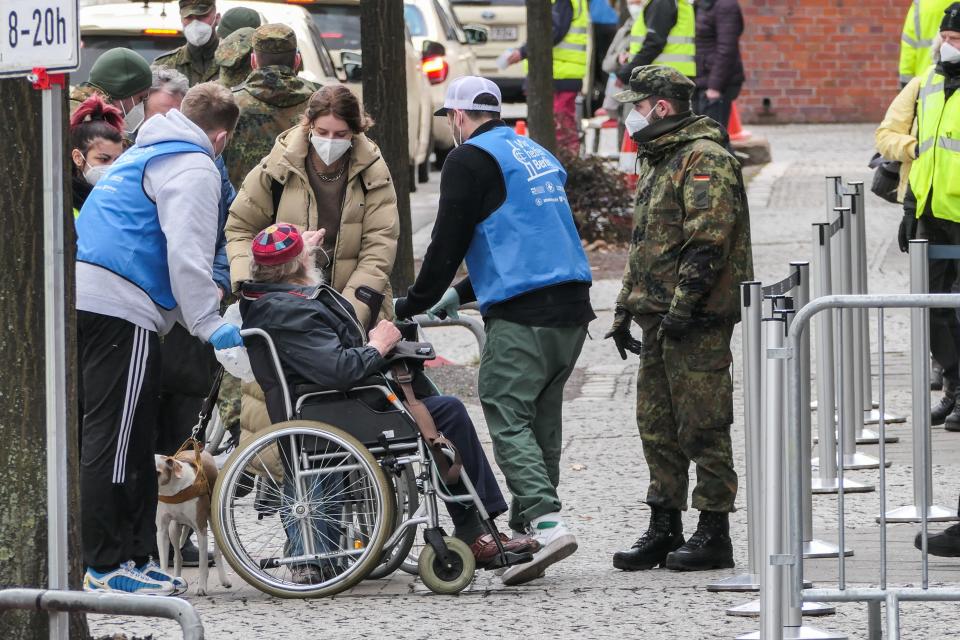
[225,85,399,455]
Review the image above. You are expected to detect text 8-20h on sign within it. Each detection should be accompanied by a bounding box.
[0,0,79,78]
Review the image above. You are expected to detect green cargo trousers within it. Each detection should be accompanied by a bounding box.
[477,318,588,533]
[635,316,738,513]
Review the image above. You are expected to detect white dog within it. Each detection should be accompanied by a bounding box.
[155,450,231,595]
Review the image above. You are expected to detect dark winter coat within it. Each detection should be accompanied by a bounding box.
[694,0,745,92]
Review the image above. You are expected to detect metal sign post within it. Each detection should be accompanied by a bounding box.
[1,4,79,639]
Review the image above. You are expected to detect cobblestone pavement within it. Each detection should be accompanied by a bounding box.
[90,125,960,639]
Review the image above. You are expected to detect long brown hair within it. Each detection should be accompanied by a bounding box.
[302,85,373,134]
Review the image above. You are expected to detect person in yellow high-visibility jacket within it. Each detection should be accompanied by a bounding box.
[901,5,960,441]
[505,0,590,155]
[616,0,695,85]
[900,0,956,86]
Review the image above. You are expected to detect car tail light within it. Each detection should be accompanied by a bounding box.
[286,0,315,4]
[422,56,449,85]
[320,32,344,39]
[143,29,180,36]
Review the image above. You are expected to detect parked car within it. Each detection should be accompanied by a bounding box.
[75,0,339,87]
[270,0,434,184]
[404,0,488,167]
[449,0,525,101]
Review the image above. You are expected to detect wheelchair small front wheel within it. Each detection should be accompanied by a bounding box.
[417,536,475,595]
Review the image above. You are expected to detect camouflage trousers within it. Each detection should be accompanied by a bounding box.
[218,373,242,434]
[634,316,738,512]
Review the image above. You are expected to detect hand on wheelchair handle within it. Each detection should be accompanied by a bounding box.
[426,287,460,321]
[369,320,402,356]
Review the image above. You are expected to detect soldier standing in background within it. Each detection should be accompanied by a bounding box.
[607,66,753,573]
[154,0,222,86]
[217,6,261,39]
[215,27,257,89]
[222,24,319,186]
[69,48,152,136]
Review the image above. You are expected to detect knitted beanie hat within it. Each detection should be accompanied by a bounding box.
[252,224,304,266]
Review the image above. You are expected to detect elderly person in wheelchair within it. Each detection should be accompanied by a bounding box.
[228,223,538,592]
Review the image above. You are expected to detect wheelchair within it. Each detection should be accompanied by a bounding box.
[210,312,531,598]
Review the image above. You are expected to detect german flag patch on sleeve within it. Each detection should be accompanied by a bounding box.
[692,174,711,209]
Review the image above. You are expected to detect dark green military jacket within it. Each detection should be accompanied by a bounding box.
[617,115,754,323]
[221,65,319,186]
[153,37,220,86]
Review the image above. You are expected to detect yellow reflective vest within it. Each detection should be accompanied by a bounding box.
[909,65,960,221]
[535,0,590,81]
[629,0,695,78]
[899,0,955,84]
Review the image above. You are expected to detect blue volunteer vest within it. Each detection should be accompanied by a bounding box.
[464,126,592,314]
[76,140,208,310]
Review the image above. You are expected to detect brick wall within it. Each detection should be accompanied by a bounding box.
[737,0,907,124]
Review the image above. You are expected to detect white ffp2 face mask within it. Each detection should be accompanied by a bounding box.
[184,19,214,47]
[121,100,145,137]
[310,135,352,166]
[628,4,642,19]
[942,41,960,64]
[625,104,656,137]
[83,161,109,186]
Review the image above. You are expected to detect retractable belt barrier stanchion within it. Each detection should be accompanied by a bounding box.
[709,282,763,593]
[882,240,958,523]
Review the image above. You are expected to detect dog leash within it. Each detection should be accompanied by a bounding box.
[190,365,225,443]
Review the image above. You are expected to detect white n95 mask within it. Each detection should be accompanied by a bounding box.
[941,42,960,64]
[310,135,352,166]
[625,106,653,137]
[184,20,214,47]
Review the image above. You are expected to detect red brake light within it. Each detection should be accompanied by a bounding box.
[422,56,448,85]
[320,32,343,39]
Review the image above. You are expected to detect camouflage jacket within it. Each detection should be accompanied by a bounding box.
[222,66,319,186]
[153,38,220,86]
[617,115,754,322]
[69,84,109,116]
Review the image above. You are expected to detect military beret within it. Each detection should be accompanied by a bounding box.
[217,7,261,39]
[614,65,696,104]
[215,27,255,67]
[179,0,215,20]
[88,47,152,100]
[252,23,297,55]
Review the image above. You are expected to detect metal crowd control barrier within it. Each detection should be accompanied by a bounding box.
[745,289,960,640]
[0,589,204,640]
[721,267,839,616]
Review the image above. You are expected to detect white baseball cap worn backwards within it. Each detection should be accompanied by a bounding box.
[434,76,502,116]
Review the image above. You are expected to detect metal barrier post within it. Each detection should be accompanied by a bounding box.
[710,282,762,593]
[809,223,873,495]
[883,240,956,522]
[836,205,881,469]
[847,184,899,442]
[793,263,851,558]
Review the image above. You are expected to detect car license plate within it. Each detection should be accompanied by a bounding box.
[490,26,517,41]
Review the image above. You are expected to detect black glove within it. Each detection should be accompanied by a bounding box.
[898,214,918,253]
[604,307,642,360]
[658,313,696,341]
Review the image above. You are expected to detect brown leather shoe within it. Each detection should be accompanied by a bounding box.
[498,532,540,554]
[470,533,541,565]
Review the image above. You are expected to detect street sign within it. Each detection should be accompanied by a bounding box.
[0,0,80,78]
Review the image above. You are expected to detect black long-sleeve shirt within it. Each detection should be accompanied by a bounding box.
[616,0,678,83]
[394,120,595,328]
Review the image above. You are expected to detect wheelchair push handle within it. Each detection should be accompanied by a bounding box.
[354,285,385,334]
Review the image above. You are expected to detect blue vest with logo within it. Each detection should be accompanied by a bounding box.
[464,126,592,315]
[76,140,208,310]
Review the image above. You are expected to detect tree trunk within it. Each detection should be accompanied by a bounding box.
[0,79,88,639]
[525,0,557,154]
[360,1,415,293]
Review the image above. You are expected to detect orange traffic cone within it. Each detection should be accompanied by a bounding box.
[727,102,751,142]
[514,119,528,136]
[619,133,639,191]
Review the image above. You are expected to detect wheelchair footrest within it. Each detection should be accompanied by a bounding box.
[479,550,534,571]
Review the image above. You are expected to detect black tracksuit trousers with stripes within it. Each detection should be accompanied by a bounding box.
[79,311,161,572]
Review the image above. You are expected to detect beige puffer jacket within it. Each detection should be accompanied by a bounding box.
[225,124,399,455]
[875,76,921,203]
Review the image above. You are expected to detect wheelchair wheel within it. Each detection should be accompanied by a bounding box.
[366,463,419,580]
[417,536,475,595]
[211,420,394,598]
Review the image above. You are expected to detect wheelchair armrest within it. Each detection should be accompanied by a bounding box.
[383,340,436,365]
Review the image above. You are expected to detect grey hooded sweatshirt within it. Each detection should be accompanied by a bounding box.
[76,109,228,341]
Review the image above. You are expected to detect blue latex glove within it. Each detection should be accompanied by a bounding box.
[209,323,243,350]
[427,288,460,320]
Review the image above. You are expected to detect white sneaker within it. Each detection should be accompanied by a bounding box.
[501,514,577,586]
[140,560,189,595]
[83,561,175,596]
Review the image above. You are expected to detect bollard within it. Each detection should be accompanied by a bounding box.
[809,223,873,495]
[882,240,957,523]
[847,184,899,442]
[709,282,762,593]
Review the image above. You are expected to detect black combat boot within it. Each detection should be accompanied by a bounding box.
[664,510,734,571]
[612,507,683,571]
[945,400,960,432]
[914,523,960,556]
[932,378,957,426]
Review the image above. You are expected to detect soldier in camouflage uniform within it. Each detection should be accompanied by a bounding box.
[607,66,754,573]
[216,6,260,39]
[153,0,222,87]
[221,23,319,186]
[215,27,256,89]
[69,47,151,134]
